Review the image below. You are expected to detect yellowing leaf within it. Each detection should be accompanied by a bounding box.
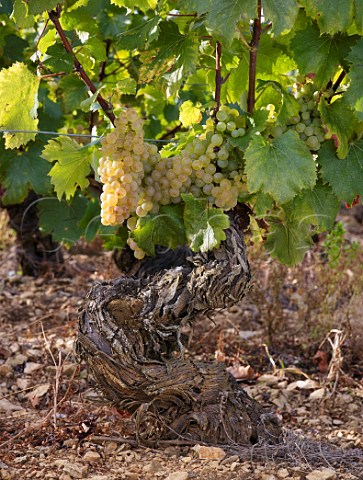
[179,100,202,127]
[0,62,40,149]
[41,137,92,200]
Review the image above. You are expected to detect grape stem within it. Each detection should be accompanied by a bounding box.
[247,0,262,114]
[48,6,116,126]
[212,42,230,119]
[332,70,346,92]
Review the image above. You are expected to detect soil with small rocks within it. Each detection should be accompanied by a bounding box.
[0,208,362,480]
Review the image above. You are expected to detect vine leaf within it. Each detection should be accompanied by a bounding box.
[319,97,355,159]
[117,16,160,50]
[244,130,316,205]
[182,193,230,253]
[0,141,51,205]
[110,0,157,10]
[206,0,257,45]
[265,211,312,266]
[41,137,93,200]
[179,101,202,127]
[346,38,363,121]
[131,204,186,256]
[299,0,354,35]
[263,0,300,36]
[318,140,363,203]
[0,62,40,149]
[290,181,340,232]
[38,194,88,244]
[256,80,300,126]
[27,0,60,15]
[290,24,358,87]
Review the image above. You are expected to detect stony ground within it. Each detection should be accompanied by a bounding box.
[0,208,362,480]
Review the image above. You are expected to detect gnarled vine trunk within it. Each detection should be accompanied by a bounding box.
[1,191,63,276]
[76,209,282,446]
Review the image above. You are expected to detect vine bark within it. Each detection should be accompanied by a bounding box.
[77,209,282,446]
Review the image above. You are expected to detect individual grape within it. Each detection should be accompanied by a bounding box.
[216,122,227,132]
[216,110,228,122]
[226,121,236,131]
[306,135,320,150]
[211,134,223,146]
[271,125,283,138]
[304,126,314,137]
[296,123,306,133]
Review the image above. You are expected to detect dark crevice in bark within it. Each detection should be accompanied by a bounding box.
[77,209,282,446]
[1,191,64,276]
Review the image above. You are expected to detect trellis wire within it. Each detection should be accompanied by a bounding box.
[0,129,176,143]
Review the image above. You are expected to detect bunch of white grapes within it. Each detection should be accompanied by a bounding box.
[98,106,248,258]
[98,108,151,227]
[288,81,326,151]
[262,82,326,152]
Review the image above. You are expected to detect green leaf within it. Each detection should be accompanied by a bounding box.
[27,0,61,15]
[290,24,358,87]
[131,204,186,256]
[244,130,317,204]
[58,74,88,113]
[300,0,354,35]
[11,0,34,28]
[205,0,257,45]
[0,141,51,205]
[117,16,160,50]
[263,0,300,36]
[354,0,363,34]
[43,43,75,73]
[182,193,230,253]
[226,57,249,104]
[37,28,57,55]
[319,97,355,159]
[110,0,157,10]
[179,100,202,127]
[116,78,137,95]
[265,211,312,266]
[37,194,88,244]
[318,140,363,203]
[257,80,300,126]
[346,38,363,121]
[290,181,340,231]
[253,192,275,216]
[41,137,93,200]
[0,62,39,149]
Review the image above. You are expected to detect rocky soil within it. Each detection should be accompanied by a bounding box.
[0,208,362,479]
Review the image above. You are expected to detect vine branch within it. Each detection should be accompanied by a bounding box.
[247,0,262,114]
[48,6,115,126]
[213,41,223,118]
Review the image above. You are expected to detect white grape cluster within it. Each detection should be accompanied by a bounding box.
[263,82,325,152]
[98,107,248,258]
[98,109,150,227]
[288,82,325,151]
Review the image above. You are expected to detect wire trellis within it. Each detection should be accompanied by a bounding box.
[0,129,177,143]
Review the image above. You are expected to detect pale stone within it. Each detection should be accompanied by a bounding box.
[24,362,43,374]
[146,460,164,474]
[258,374,280,385]
[221,454,239,465]
[193,445,226,460]
[277,468,290,478]
[166,472,189,480]
[0,365,12,377]
[63,462,88,478]
[82,451,101,463]
[306,468,337,480]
